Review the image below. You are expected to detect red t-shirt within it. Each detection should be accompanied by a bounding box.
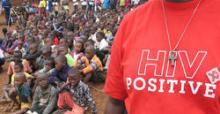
[53,36,59,45]
[104,0,220,114]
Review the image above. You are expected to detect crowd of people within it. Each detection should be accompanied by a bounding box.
[0,0,144,114]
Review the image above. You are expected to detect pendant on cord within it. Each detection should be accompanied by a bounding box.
[168,51,177,67]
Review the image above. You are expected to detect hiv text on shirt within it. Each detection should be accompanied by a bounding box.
[126,50,220,99]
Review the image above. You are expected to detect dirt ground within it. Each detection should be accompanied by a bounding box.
[0,1,108,114]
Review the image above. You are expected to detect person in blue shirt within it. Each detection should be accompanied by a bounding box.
[103,0,111,10]
[2,0,11,26]
[46,0,53,13]
[48,55,72,86]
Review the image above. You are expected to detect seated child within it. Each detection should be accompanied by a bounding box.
[1,61,33,111]
[24,42,41,72]
[43,37,57,56]
[59,38,71,52]
[26,73,59,114]
[14,39,26,56]
[10,62,33,86]
[94,32,109,51]
[8,51,32,84]
[59,38,68,46]
[75,56,89,72]
[60,0,70,11]
[11,72,32,114]
[43,37,56,51]
[48,55,72,86]
[36,45,52,69]
[54,68,97,114]
[73,41,89,71]
[38,57,55,75]
[81,45,103,82]
[104,24,113,40]
[94,32,110,65]
[67,37,74,50]
[71,40,84,63]
[58,45,75,67]
[83,39,95,50]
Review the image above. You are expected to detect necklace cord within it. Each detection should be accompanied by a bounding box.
[161,0,203,51]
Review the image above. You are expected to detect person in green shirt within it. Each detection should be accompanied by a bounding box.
[58,45,75,67]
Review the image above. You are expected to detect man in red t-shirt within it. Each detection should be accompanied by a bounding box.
[104,0,220,114]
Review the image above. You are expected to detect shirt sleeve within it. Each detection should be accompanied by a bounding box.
[82,56,103,74]
[99,39,109,51]
[43,87,58,114]
[24,72,33,79]
[83,84,97,113]
[104,17,128,100]
[48,70,57,84]
[65,54,75,67]
[10,41,18,51]
[31,87,40,110]
[82,61,98,74]
[83,56,90,66]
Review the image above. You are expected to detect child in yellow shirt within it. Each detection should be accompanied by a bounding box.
[38,0,46,15]
[10,62,33,86]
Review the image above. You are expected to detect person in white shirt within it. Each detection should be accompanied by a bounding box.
[95,32,109,51]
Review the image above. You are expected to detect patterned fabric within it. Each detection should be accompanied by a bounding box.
[66,81,97,113]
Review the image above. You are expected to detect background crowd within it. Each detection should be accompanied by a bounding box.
[0,0,145,114]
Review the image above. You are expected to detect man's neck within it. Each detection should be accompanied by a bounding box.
[166,0,192,3]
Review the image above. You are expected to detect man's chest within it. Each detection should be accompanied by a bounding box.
[122,17,220,100]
